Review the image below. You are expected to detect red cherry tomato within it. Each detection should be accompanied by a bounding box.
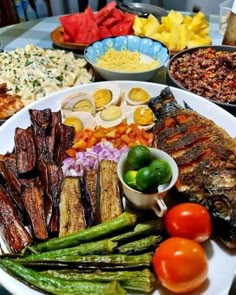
[164,203,212,242]
[153,237,208,293]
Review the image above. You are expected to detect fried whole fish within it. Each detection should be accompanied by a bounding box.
[149,87,236,248]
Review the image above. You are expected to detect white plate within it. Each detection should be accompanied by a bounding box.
[0,81,236,295]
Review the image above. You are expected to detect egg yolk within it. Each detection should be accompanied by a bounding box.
[128,87,150,102]
[64,117,83,132]
[133,107,154,125]
[93,89,112,109]
[100,106,122,121]
[73,99,94,114]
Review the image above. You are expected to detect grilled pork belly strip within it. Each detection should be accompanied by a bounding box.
[59,177,86,237]
[98,160,124,223]
[14,126,37,175]
[0,186,32,252]
[149,87,236,248]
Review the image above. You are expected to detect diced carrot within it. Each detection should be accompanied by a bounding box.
[121,134,131,144]
[86,136,98,148]
[73,140,87,150]
[106,130,116,138]
[66,148,77,158]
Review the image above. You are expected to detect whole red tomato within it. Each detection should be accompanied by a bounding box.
[164,203,212,242]
[153,237,208,293]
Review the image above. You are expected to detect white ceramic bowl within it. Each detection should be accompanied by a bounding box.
[117,147,179,217]
[84,35,169,81]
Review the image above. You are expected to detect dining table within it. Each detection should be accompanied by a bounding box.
[0,11,234,295]
[0,13,223,52]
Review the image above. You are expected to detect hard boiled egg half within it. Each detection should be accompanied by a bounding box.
[125,105,155,130]
[61,92,96,116]
[95,105,125,128]
[63,111,97,132]
[125,86,151,106]
[91,83,122,111]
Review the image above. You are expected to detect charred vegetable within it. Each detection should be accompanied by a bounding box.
[0,186,32,252]
[111,218,163,244]
[16,253,153,270]
[0,259,126,295]
[59,177,87,237]
[117,235,162,254]
[42,268,155,293]
[28,212,137,253]
[17,239,117,261]
[97,160,124,223]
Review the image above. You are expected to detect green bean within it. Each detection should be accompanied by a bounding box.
[0,258,126,295]
[29,212,137,253]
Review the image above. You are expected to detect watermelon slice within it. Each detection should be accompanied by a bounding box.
[59,1,136,44]
[94,1,116,25]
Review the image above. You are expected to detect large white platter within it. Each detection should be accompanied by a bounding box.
[0,81,235,295]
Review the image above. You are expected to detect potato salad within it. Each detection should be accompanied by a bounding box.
[0,45,92,105]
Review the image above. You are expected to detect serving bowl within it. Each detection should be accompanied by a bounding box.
[84,35,169,81]
[167,45,236,115]
[117,148,179,217]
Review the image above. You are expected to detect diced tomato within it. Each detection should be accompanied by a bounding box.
[121,134,131,144]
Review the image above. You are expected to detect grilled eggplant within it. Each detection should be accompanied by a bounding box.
[0,186,32,252]
[22,183,48,241]
[14,126,37,175]
[97,160,124,223]
[54,124,75,163]
[38,161,63,235]
[149,87,236,248]
[59,177,87,237]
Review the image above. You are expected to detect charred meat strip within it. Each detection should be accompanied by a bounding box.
[14,126,37,175]
[98,160,124,223]
[0,186,32,252]
[59,177,86,237]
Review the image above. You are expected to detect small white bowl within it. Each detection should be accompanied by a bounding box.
[117,148,178,217]
[84,35,169,81]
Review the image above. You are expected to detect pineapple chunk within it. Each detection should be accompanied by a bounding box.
[143,14,160,37]
[133,10,212,52]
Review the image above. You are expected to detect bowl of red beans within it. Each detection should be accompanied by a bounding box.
[167,45,236,115]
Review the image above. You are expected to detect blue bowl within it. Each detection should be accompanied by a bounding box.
[84,35,169,81]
